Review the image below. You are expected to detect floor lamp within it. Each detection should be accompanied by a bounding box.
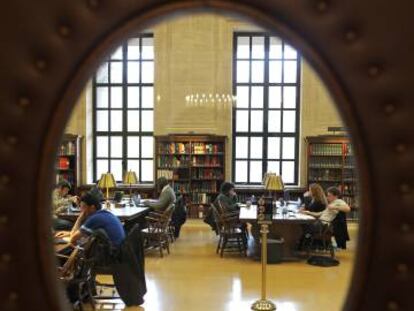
[98,172,116,209]
[252,173,283,311]
[123,170,137,206]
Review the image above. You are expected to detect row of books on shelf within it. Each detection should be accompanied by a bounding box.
[310,144,343,156]
[172,182,190,193]
[157,156,190,168]
[157,156,222,168]
[59,141,76,156]
[56,173,74,185]
[309,157,343,168]
[191,193,212,204]
[191,181,218,193]
[192,143,222,154]
[158,143,190,154]
[191,168,223,179]
[56,157,72,170]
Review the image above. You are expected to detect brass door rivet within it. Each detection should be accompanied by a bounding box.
[395,143,407,153]
[397,263,408,274]
[18,97,31,107]
[368,65,382,77]
[58,25,71,37]
[35,59,47,71]
[388,301,399,310]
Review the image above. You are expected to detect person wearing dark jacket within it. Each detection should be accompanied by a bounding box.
[300,183,327,213]
[214,182,239,213]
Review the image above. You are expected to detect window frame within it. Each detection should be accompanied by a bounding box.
[92,34,154,183]
[232,32,301,185]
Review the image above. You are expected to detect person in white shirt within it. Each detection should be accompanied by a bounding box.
[301,186,350,223]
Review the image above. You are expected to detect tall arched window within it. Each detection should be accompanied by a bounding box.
[93,34,154,183]
[232,33,300,185]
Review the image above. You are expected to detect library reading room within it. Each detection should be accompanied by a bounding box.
[4,2,414,311]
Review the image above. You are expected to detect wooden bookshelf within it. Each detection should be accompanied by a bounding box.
[155,134,226,218]
[56,134,82,194]
[306,135,358,220]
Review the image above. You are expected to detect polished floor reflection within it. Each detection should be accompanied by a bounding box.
[93,220,357,311]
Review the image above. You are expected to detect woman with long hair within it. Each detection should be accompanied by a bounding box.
[302,183,327,212]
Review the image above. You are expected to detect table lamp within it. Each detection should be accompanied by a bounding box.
[123,170,138,206]
[98,172,116,208]
[263,172,284,199]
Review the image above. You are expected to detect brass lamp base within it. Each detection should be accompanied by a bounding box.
[251,299,276,311]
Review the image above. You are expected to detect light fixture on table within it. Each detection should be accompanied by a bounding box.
[123,170,138,206]
[98,172,116,209]
[251,172,283,311]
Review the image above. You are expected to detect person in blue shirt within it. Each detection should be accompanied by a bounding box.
[65,192,126,246]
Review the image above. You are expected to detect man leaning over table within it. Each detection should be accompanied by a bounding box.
[56,192,125,247]
[143,177,176,211]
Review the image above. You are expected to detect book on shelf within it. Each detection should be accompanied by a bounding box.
[310,143,343,156]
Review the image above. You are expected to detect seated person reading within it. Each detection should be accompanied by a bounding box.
[52,180,78,230]
[214,182,239,213]
[143,177,176,211]
[300,186,350,238]
[300,183,327,213]
[56,192,125,247]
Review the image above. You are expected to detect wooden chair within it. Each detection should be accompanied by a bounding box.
[303,221,335,258]
[211,205,247,257]
[142,204,175,257]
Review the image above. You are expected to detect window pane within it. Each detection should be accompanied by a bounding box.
[250,161,263,183]
[96,87,108,108]
[250,86,264,108]
[284,61,297,83]
[127,61,140,83]
[282,137,295,159]
[110,87,122,108]
[141,111,153,132]
[237,61,250,83]
[267,161,280,175]
[269,61,282,83]
[268,86,281,108]
[252,37,264,59]
[250,110,263,132]
[236,110,248,132]
[142,87,154,108]
[96,136,108,158]
[270,37,282,59]
[141,136,154,158]
[127,136,140,158]
[128,160,140,176]
[141,160,154,182]
[282,161,295,184]
[110,136,123,158]
[96,160,108,180]
[96,110,108,131]
[127,110,140,131]
[110,160,123,181]
[235,136,248,158]
[236,86,249,108]
[235,161,248,183]
[268,110,281,132]
[111,47,123,60]
[128,38,140,60]
[142,37,154,59]
[96,62,108,83]
[283,86,296,108]
[127,87,140,108]
[142,61,154,83]
[284,44,297,59]
[267,137,280,159]
[110,62,123,83]
[283,111,296,133]
[110,110,123,132]
[250,137,263,159]
[237,36,250,59]
[251,61,264,83]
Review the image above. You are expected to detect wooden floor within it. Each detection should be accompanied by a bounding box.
[94,219,358,311]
